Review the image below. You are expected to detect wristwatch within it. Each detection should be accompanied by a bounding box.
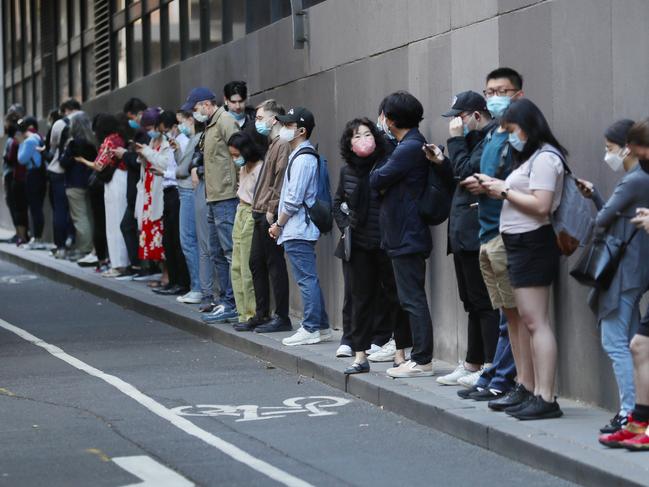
[501,187,510,199]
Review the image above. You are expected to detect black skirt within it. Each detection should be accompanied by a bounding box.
[501,225,560,288]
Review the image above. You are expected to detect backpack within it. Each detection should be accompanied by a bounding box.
[287,146,333,234]
[57,117,71,158]
[418,162,453,226]
[530,148,594,256]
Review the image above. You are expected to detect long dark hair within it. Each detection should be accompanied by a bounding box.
[93,113,124,144]
[339,117,386,164]
[227,131,264,163]
[501,99,568,164]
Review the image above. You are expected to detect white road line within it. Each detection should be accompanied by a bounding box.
[0,318,314,487]
[113,455,194,486]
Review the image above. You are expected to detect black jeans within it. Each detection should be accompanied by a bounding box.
[11,178,29,229]
[26,169,47,239]
[391,253,433,365]
[120,173,140,268]
[350,248,409,353]
[340,260,353,347]
[453,251,500,364]
[163,187,189,288]
[4,173,18,228]
[89,183,108,261]
[249,214,289,320]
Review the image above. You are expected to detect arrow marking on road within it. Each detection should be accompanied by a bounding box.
[113,455,194,487]
[0,318,314,487]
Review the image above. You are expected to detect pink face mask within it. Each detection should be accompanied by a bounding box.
[351,136,376,158]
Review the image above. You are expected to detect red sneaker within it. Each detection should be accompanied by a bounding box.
[599,418,647,448]
[622,434,649,451]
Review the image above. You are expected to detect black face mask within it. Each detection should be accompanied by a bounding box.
[639,159,649,174]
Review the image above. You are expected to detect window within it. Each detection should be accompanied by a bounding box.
[3,2,12,72]
[188,0,204,55]
[71,53,82,100]
[83,46,95,100]
[85,1,95,30]
[225,0,246,42]
[57,60,69,101]
[34,0,41,58]
[116,28,127,88]
[14,0,23,68]
[25,0,32,58]
[209,0,223,49]
[168,0,181,65]
[114,0,127,12]
[72,0,82,37]
[149,9,161,73]
[57,0,68,43]
[131,18,144,80]
[24,78,33,115]
[35,71,43,117]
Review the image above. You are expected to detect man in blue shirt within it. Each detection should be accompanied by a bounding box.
[269,107,331,346]
[460,68,532,412]
[15,117,47,249]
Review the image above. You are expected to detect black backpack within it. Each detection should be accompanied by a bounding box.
[418,162,453,226]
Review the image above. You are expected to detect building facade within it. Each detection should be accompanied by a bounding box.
[3,0,649,412]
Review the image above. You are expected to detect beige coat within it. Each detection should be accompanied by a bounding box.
[201,106,240,202]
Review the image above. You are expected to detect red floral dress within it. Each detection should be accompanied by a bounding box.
[138,161,165,262]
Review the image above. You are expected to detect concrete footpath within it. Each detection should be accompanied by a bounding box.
[1,242,648,487]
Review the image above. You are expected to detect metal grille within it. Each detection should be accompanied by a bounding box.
[93,0,111,96]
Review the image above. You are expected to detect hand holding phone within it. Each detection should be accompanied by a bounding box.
[423,143,444,164]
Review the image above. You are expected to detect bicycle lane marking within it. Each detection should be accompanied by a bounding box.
[0,318,314,487]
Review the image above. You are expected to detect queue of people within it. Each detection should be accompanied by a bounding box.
[4,68,649,444]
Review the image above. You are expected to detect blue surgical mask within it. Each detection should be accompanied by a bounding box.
[147,130,160,139]
[233,156,246,168]
[508,130,526,152]
[382,119,396,140]
[193,111,208,123]
[463,125,470,136]
[255,120,271,136]
[231,111,245,121]
[128,119,140,130]
[486,95,512,118]
[178,124,192,137]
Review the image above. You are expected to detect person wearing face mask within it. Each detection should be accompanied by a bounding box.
[243,100,292,333]
[124,98,148,131]
[458,68,524,412]
[601,121,649,451]
[227,132,263,326]
[223,81,268,157]
[575,119,649,434]
[268,107,332,346]
[139,110,190,297]
[333,118,410,374]
[479,98,566,420]
[429,91,501,395]
[181,87,240,324]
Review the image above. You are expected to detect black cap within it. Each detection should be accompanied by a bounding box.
[442,91,488,118]
[605,119,635,147]
[276,107,315,132]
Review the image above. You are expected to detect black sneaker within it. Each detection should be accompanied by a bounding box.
[457,385,480,399]
[469,388,504,402]
[254,316,292,333]
[510,395,563,420]
[489,383,531,412]
[504,394,536,415]
[600,413,628,434]
[233,316,268,332]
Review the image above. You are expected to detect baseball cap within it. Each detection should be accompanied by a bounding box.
[442,91,488,118]
[181,87,216,112]
[275,107,315,133]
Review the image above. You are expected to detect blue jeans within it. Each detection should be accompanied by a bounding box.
[206,198,237,309]
[48,172,74,247]
[178,188,200,292]
[283,239,329,333]
[600,288,641,414]
[476,312,516,392]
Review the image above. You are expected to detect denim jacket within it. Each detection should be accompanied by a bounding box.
[277,140,320,245]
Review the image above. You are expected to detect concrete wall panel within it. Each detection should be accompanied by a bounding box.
[451,0,498,29]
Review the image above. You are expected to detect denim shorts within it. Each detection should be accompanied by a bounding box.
[501,225,560,288]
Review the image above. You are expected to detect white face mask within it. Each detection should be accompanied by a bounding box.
[604,147,628,172]
[279,126,297,142]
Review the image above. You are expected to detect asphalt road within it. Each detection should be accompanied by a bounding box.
[0,259,580,487]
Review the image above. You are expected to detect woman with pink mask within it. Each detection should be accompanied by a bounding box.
[333,118,411,374]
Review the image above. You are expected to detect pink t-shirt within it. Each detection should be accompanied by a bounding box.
[237,160,262,205]
[500,145,564,235]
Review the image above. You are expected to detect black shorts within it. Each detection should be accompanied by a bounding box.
[638,315,649,338]
[502,225,560,288]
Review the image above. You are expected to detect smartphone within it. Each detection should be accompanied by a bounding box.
[470,202,479,208]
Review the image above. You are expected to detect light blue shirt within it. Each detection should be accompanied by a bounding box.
[277,140,320,245]
[17,132,43,170]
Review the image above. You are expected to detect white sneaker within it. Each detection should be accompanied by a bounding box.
[177,291,203,304]
[319,328,333,342]
[336,345,353,358]
[436,362,476,386]
[368,339,396,362]
[365,344,382,354]
[101,268,122,278]
[457,369,484,388]
[387,360,434,378]
[77,252,98,265]
[21,238,47,250]
[133,272,162,282]
[282,327,321,346]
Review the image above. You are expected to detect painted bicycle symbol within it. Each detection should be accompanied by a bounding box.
[0,274,37,285]
[171,396,352,422]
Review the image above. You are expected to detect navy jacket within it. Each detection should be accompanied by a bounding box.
[59,137,97,189]
[370,128,432,258]
[446,121,496,253]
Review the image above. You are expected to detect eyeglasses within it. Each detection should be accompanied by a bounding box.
[483,88,518,97]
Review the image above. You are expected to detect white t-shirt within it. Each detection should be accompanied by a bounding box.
[499,144,564,235]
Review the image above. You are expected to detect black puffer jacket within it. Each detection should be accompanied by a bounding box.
[334,144,394,254]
